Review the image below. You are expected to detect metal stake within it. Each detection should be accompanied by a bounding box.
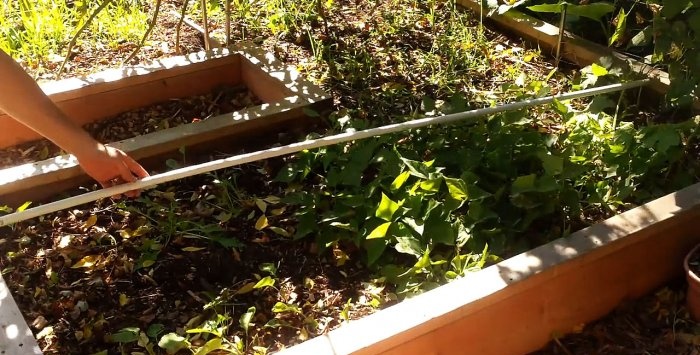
[555,3,568,68]
[0,80,650,227]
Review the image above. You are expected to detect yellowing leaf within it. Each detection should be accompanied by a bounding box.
[269,226,290,237]
[590,63,608,77]
[17,201,32,212]
[71,255,100,269]
[82,215,98,230]
[270,207,286,216]
[254,276,275,289]
[333,248,349,266]
[119,294,129,307]
[255,215,269,230]
[375,193,400,221]
[133,225,150,236]
[390,171,410,190]
[367,222,392,239]
[181,247,206,252]
[235,282,256,295]
[119,229,133,239]
[263,195,281,204]
[255,199,267,213]
[142,260,155,268]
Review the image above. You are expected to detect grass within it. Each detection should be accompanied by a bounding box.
[0,0,148,75]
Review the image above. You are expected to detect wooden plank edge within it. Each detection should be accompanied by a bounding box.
[172,15,330,105]
[455,0,700,111]
[35,47,241,102]
[276,182,700,355]
[0,274,42,355]
[0,97,309,194]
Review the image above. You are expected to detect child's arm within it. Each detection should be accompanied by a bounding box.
[0,50,149,196]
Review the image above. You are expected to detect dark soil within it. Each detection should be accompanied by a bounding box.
[533,282,700,355]
[0,164,387,354]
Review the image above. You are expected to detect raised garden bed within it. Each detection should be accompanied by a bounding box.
[455,0,700,111]
[0,42,331,207]
[0,1,698,354]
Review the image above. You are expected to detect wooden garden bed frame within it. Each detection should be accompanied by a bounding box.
[2,6,699,355]
[274,183,700,355]
[454,0,700,111]
[0,42,331,206]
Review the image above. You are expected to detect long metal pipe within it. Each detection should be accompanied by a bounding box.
[0,79,649,226]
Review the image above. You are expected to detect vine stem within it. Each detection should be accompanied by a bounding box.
[0,80,649,227]
[200,0,211,50]
[175,0,191,54]
[124,0,163,64]
[225,0,231,45]
[56,0,113,79]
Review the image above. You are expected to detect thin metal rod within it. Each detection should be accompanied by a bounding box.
[555,3,567,68]
[0,80,649,227]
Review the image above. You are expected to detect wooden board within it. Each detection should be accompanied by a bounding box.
[277,182,700,355]
[455,0,700,111]
[0,51,242,148]
[0,43,331,206]
[1,272,42,355]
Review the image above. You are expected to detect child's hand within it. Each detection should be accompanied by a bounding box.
[75,144,150,198]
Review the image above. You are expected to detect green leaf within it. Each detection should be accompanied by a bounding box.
[526,3,563,13]
[537,153,564,176]
[511,174,537,194]
[367,222,392,239]
[662,1,691,18]
[445,178,468,201]
[609,9,627,46]
[194,337,223,355]
[107,327,140,343]
[146,324,165,339]
[390,170,411,190]
[568,3,615,21]
[365,238,388,265]
[272,302,302,314]
[159,333,189,354]
[239,307,256,334]
[16,201,31,212]
[419,178,442,193]
[254,276,275,289]
[376,193,400,221]
[590,63,608,77]
[425,218,456,246]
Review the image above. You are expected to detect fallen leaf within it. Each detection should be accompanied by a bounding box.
[82,215,98,230]
[181,247,206,252]
[255,199,267,213]
[71,255,100,269]
[255,215,269,230]
[119,294,129,307]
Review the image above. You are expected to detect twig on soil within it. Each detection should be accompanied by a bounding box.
[57,0,114,79]
[553,337,574,355]
[124,0,163,64]
[175,0,191,54]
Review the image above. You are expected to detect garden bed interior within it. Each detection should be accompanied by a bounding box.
[1,1,699,355]
[0,42,330,206]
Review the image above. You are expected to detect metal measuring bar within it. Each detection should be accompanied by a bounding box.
[0,79,650,227]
